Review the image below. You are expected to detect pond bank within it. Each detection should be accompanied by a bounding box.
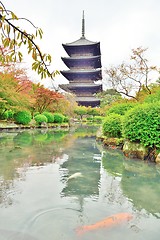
[96,128,160,164]
[0,120,69,131]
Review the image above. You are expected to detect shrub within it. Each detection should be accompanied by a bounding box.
[86,117,93,121]
[102,113,122,138]
[144,90,160,103]
[93,116,104,123]
[107,102,136,116]
[123,103,160,148]
[42,112,54,123]
[14,110,32,125]
[34,114,48,125]
[0,110,8,120]
[34,112,40,117]
[7,109,14,119]
[53,113,64,123]
[63,116,69,123]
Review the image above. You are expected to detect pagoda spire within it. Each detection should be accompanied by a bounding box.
[81,10,85,38]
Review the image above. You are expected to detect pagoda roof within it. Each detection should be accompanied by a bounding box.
[62,12,101,57]
[62,55,101,60]
[60,69,102,81]
[59,83,102,93]
[60,84,102,96]
[63,37,99,46]
[62,42,101,57]
[61,55,102,69]
[76,96,101,107]
[60,83,102,87]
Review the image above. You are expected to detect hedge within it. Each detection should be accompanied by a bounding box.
[53,113,64,123]
[34,114,48,125]
[14,110,32,125]
[42,112,54,123]
[102,113,122,138]
[107,102,136,116]
[123,103,160,148]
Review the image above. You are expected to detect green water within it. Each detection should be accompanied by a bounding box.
[0,126,159,240]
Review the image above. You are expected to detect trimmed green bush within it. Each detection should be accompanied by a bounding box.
[14,110,32,125]
[102,113,122,138]
[42,112,54,123]
[53,113,64,123]
[34,114,48,125]
[107,102,136,116]
[123,103,160,148]
[63,116,69,123]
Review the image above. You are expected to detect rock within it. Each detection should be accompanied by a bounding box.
[123,141,148,160]
[103,137,123,148]
[41,122,48,128]
[155,153,160,163]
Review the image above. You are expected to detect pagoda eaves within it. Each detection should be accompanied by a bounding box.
[61,69,102,82]
[61,55,102,69]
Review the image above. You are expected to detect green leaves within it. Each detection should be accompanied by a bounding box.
[35,28,43,39]
[0,3,57,79]
[123,103,160,148]
[103,113,123,138]
[10,11,18,20]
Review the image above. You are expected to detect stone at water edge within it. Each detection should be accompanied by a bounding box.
[155,153,160,163]
[122,141,148,160]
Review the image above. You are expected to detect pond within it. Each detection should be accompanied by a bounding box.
[0,125,159,240]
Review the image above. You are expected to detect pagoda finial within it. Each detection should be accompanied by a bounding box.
[81,10,85,38]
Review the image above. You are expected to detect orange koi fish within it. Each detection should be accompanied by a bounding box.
[76,212,133,235]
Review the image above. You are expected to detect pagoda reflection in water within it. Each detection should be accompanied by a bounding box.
[60,136,101,199]
[60,11,102,107]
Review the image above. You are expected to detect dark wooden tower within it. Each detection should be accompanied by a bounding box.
[60,11,102,107]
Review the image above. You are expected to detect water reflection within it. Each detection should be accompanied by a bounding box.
[102,150,160,216]
[0,129,69,206]
[0,126,160,240]
[60,136,101,198]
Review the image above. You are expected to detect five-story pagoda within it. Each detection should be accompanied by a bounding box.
[60,12,102,107]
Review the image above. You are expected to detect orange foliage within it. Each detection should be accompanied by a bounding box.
[33,86,64,113]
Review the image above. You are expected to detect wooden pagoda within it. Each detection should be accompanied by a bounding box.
[60,12,102,107]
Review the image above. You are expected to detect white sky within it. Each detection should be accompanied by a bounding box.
[3,0,160,87]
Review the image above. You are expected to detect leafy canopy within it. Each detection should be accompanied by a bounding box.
[0,2,59,79]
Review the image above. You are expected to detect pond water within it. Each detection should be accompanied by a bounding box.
[0,125,159,240]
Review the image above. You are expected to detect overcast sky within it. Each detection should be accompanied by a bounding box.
[4,0,160,87]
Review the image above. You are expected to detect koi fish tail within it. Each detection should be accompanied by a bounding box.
[76,226,89,236]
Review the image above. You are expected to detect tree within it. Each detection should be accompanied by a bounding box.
[86,106,100,117]
[104,47,159,100]
[74,106,88,120]
[97,88,122,107]
[52,93,78,117]
[0,71,33,110]
[0,2,59,79]
[33,85,64,113]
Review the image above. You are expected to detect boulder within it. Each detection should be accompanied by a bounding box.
[155,153,160,163]
[123,141,148,160]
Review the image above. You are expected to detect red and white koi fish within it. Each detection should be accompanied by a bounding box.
[76,212,133,235]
